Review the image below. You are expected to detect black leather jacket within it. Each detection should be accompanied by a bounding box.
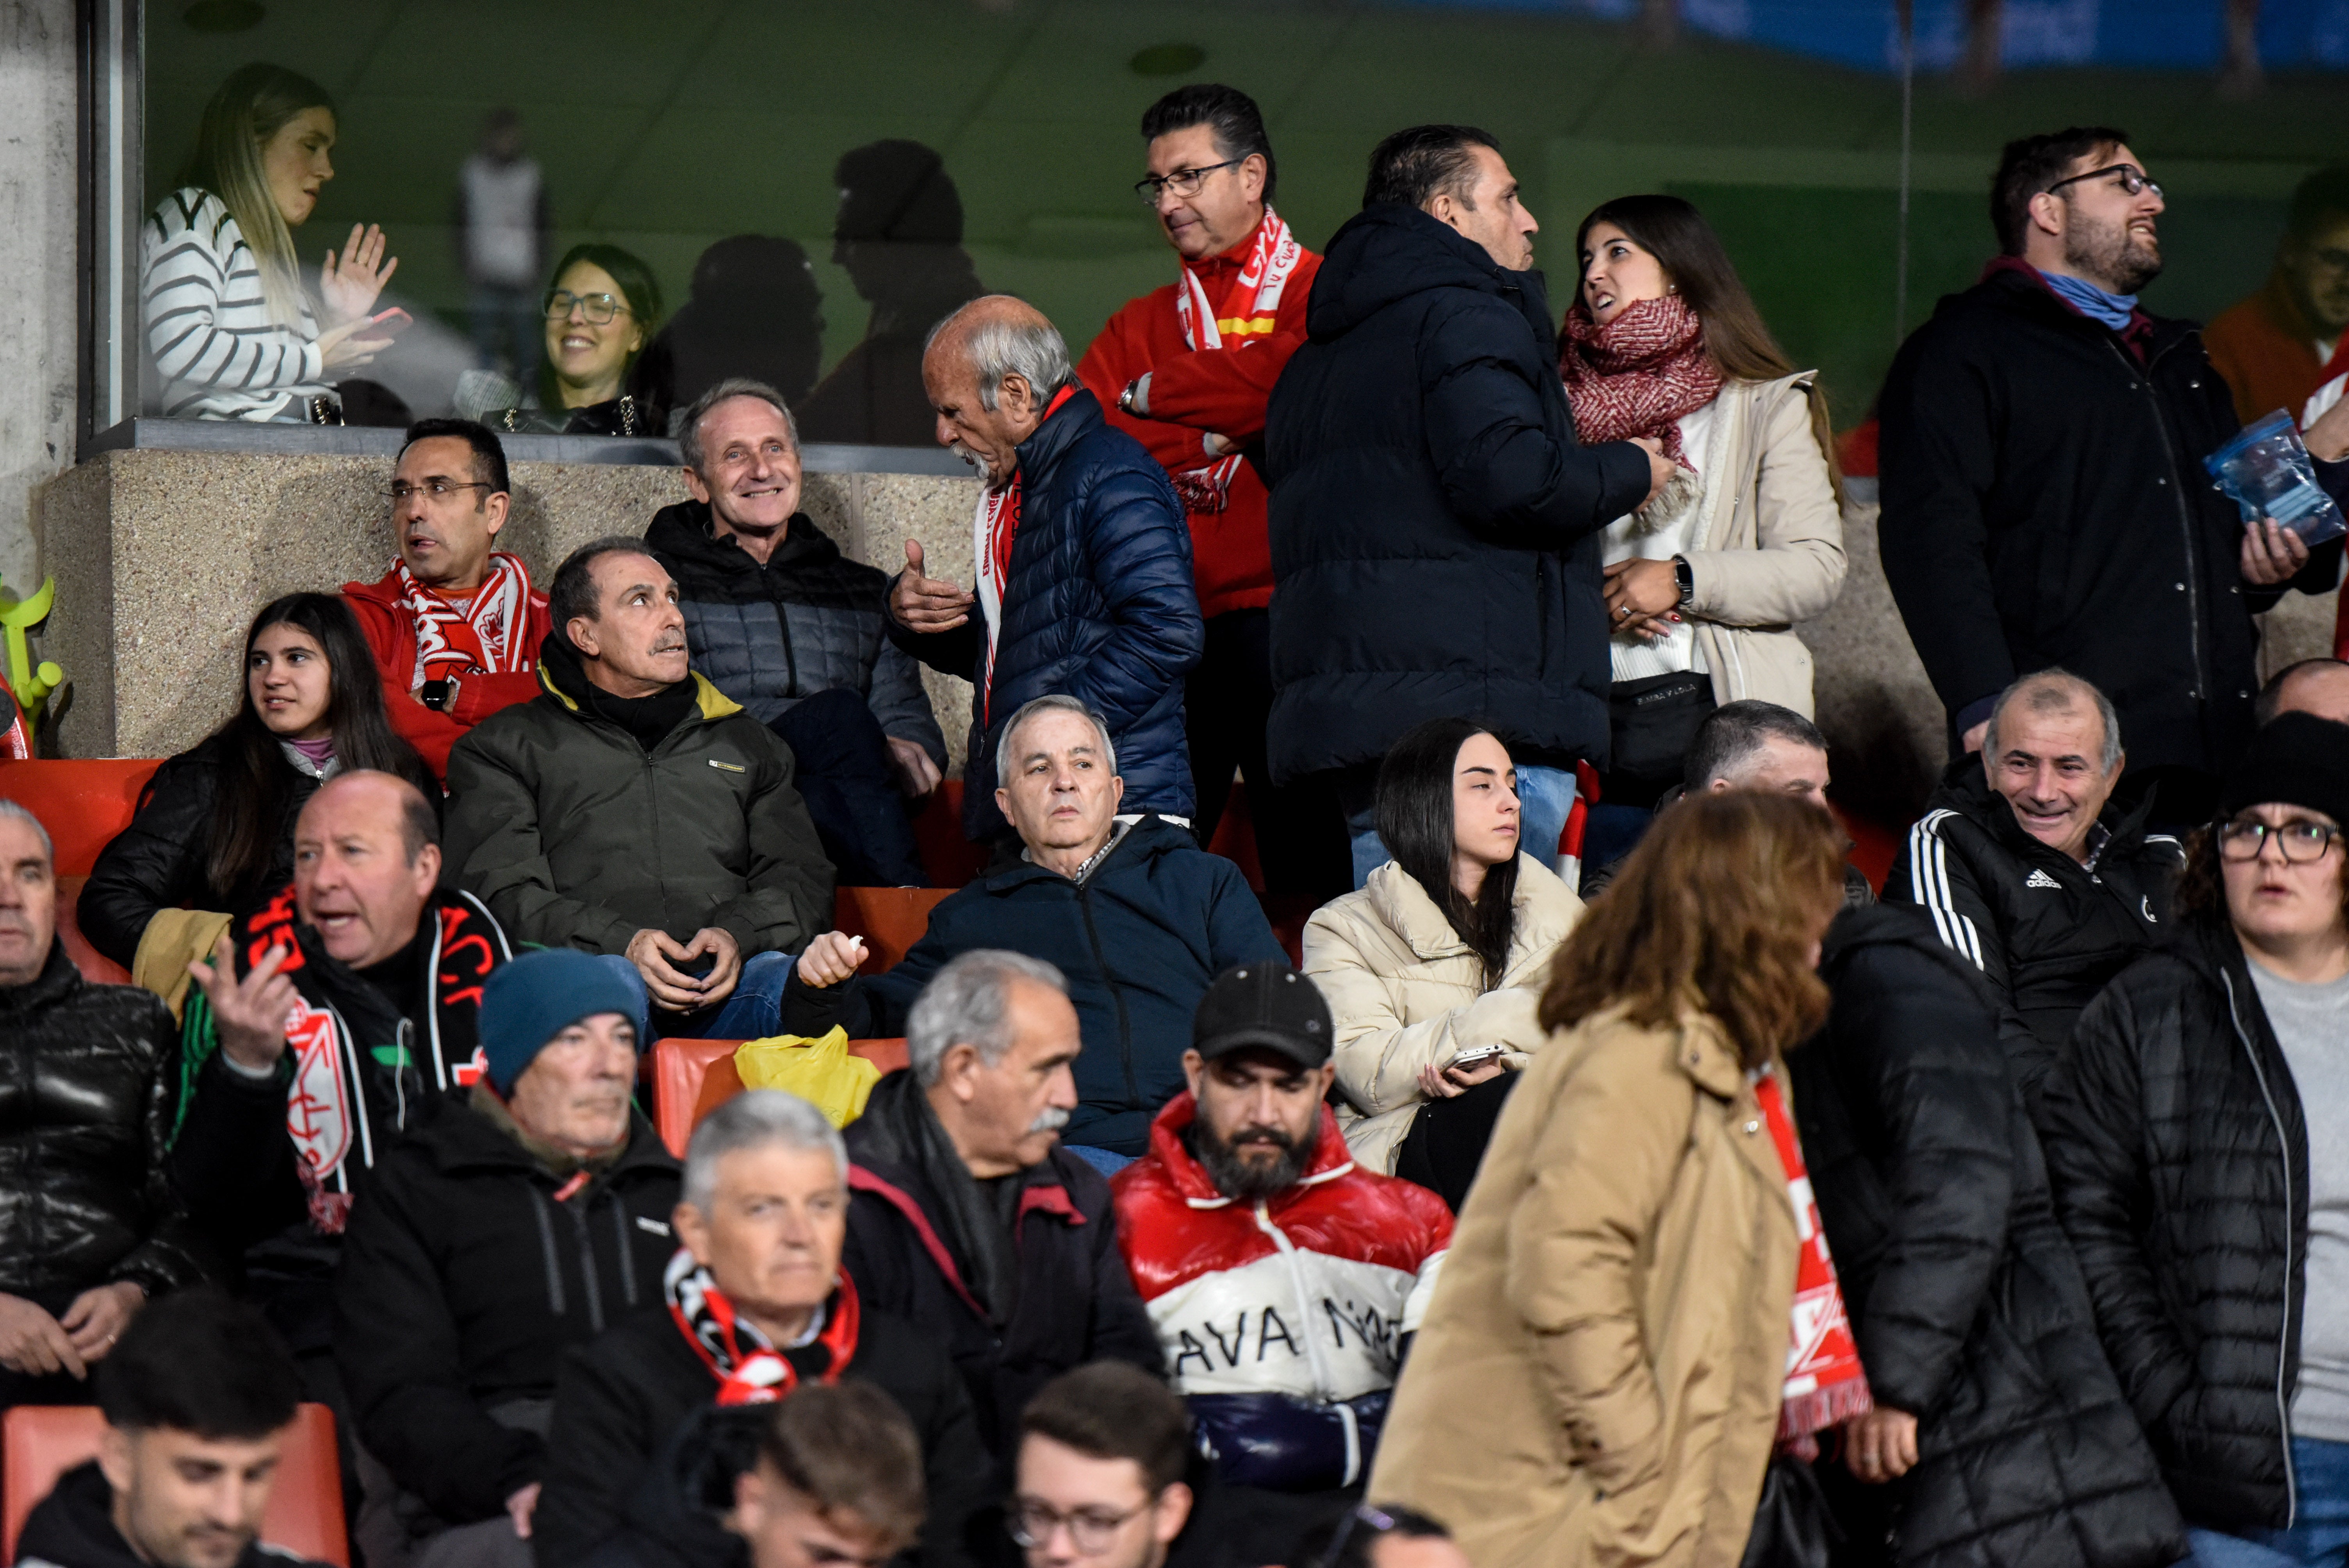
[0,942,206,1305]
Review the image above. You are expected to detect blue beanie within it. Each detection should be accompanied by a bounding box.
[479,950,645,1095]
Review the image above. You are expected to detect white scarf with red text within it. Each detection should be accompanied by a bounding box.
[1167,208,1302,514]
[396,551,534,686]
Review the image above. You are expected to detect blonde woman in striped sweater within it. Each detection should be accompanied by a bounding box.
[143,64,401,422]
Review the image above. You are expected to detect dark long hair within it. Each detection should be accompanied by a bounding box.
[1572,194,1844,503]
[539,242,665,410]
[203,593,422,897]
[1375,718,1520,989]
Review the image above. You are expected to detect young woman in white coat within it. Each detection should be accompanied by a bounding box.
[1560,194,1848,873]
[1303,718,1583,1202]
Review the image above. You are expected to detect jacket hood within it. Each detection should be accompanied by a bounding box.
[644,500,843,577]
[1362,852,1579,966]
[981,813,1198,893]
[1306,203,1555,343]
[1140,1090,1355,1208]
[17,1462,148,1568]
[2,939,82,1016]
[1944,262,2197,356]
[1817,902,2000,1002]
[1927,748,2159,862]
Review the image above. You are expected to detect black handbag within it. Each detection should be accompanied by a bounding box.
[1606,670,1716,794]
[1737,1454,1843,1568]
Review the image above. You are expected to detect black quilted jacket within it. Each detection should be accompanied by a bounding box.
[645,501,945,762]
[2041,921,2307,1531]
[0,942,206,1304]
[1790,905,2183,1567]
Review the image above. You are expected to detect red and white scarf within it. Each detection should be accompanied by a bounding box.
[395,552,535,687]
[973,382,1079,724]
[1751,1067,1873,1452]
[1166,208,1303,515]
[1558,293,1724,471]
[665,1248,860,1406]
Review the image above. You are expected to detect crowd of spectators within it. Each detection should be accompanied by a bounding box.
[16,75,2348,1568]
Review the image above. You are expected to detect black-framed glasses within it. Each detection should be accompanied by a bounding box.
[382,480,494,504]
[1134,159,1244,204]
[1007,1499,1148,1555]
[2217,816,2342,864]
[543,289,631,324]
[2045,162,2163,201]
[1312,1506,1400,1568]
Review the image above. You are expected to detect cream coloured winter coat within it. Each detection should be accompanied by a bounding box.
[1677,373,1847,716]
[1304,853,1583,1174]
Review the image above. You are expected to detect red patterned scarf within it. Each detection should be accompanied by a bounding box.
[1558,293,1723,470]
[1752,1068,1873,1451]
[1168,208,1305,515]
[665,1249,860,1406]
[395,551,535,685]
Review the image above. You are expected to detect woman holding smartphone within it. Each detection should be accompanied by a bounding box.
[144,62,404,422]
[1303,717,1583,1199]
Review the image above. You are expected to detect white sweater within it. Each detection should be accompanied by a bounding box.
[143,187,331,421]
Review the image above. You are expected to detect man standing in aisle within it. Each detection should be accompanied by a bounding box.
[1077,85,1344,893]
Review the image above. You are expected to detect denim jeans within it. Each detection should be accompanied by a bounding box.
[1064,1145,1135,1178]
[592,950,794,1041]
[2192,1437,2349,1565]
[1340,762,1578,889]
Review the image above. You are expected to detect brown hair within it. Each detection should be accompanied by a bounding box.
[2175,823,2349,930]
[1019,1361,1192,1496]
[1540,791,1845,1068]
[757,1383,926,1551]
[1573,194,1843,506]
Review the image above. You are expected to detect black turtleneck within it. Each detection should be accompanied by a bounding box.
[538,624,696,753]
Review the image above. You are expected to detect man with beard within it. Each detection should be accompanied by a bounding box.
[1880,126,2343,823]
[1110,964,1451,1516]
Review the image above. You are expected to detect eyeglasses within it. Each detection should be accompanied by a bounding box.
[1312,1506,1401,1568]
[382,480,494,503]
[543,289,631,324]
[1134,159,1244,204]
[2044,163,2164,201]
[2217,816,2342,864]
[1007,1499,1148,1555]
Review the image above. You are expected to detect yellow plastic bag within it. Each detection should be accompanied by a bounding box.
[733,1028,880,1128]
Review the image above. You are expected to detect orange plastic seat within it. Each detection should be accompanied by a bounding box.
[2,1403,347,1566]
[650,1036,909,1156]
[48,877,130,987]
[0,761,161,878]
[829,886,951,972]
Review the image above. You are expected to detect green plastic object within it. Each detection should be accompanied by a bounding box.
[0,572,64,724]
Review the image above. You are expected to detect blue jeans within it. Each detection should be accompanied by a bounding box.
[2192,1437,2349,1565]
[592,950,794,1041]
[1342,763,1578,889]
[1064,1146,1135,1178]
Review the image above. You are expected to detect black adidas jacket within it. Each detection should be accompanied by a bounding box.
[1883,754,2183,1106]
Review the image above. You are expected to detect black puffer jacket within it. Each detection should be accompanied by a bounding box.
[0,943,205,1306]
[1260,203,1653,783]
[1789,906,2183,1567]
[333,1093,682,1527]
[646,501,945,761]
[1883,753,2184,1106]
[2041,921,2305,1531]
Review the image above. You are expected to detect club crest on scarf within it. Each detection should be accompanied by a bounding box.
[396,551,535,687]
[1167,209,1302,516]
[1750,1070,1872,1452]
[665,1248,859,1407]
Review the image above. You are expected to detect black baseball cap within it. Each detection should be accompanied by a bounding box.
[1193,962,1332,1069]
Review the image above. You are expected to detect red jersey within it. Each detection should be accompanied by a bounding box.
[342,564,553,779]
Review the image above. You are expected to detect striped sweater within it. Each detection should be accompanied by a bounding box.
[143,186,331,421]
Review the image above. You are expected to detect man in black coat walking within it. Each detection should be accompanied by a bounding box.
[1262,124,1668,885]
[1789,902,2183,1568]
[1879,125,2340,821]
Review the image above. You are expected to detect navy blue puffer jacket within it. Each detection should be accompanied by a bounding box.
[889,389,1204,841]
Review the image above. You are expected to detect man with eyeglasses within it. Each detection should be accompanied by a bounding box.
[343,418,551,779]
[1880,126,2344,829]
[2206,164,2349,428]
[1009,1363,1206,1568]
[1075,85,1345,897]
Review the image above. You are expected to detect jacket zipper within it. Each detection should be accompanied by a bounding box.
[612,1201,640,1308]
[2222,967,2299,1524]
[2106,338,2208,704]
[1073,882,1139,1107]
[765,565,802,698]
[1534,555,1551,676]
[527,1188,566,1317]
[1251,1202,1341,1401]
[567,1198,606,1335]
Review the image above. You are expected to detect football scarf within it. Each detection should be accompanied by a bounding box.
[972,382,1078,723]
[1558,292,1723,471]
[396,551,535,687]
[1167,208,1303,515]
[665,1249,861,1406]
[1751,1067,1873,1448]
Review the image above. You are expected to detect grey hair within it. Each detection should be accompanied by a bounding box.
[1986,668,2124,773]
[0,800,52,864]
[994,693,1118,788]
[679,377,798,476]
[681,1089,847,1213]
[1685,700,1829,791]
[905,949,1069,1087]
[923,297,1073,412]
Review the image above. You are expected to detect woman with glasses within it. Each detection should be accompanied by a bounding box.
[143,63,404,422]
[465,242,665,437]
[2042,713,2349,1566]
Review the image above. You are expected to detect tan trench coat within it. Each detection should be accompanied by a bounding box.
[1304,853,1584,1174]
[1369,1005,1800,1568]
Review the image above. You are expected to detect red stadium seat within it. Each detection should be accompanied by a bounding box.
[2,1403,347,1566]
[830,887,951,973]
[0,760,159,878]
[649,1037,911,1156]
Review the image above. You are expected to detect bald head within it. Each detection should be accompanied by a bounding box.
[922,295,1073,487]
[2260,659,2349,727]
[294,770,441,966]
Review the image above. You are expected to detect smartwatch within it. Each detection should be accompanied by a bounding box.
[1672,556,1696,610]
[419,679,454,714]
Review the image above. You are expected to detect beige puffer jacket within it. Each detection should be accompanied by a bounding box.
[1679,373,1848,716]
[1369,1005,1800,1568]
[1304,854,1583,1174]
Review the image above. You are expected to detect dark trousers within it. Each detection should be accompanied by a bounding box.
[770,686,929,887]
[1393,1071,1519,1212]
[1187,609,1350,898]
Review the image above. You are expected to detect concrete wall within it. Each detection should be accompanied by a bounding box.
[0,0,81,600]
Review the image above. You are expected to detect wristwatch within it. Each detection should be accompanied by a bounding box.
[1118,378,1148,418]
[1672,556,1696,610]
[419,679,455,714]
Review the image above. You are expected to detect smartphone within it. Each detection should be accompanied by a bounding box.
[367,306,413,338]
[1450,1042,1506,1069]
